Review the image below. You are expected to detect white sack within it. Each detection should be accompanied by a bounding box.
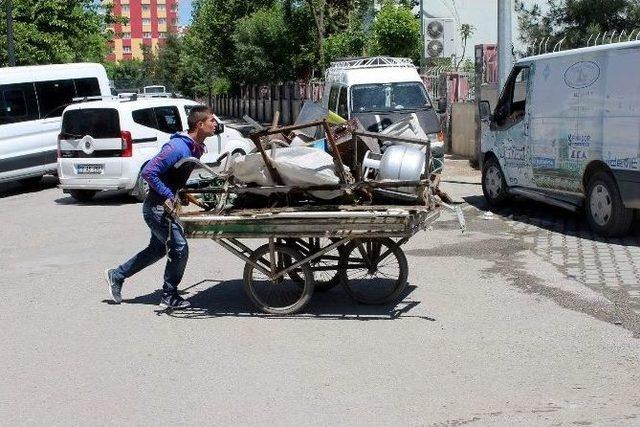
[230,147,344,199]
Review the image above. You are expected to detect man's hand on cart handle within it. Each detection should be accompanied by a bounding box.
[163,198,178,215]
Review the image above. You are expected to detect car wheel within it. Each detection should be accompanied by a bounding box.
[131,173,149,202]
[69,190,96,203]
[482,156,510,207]
[585,171,633,237]
[18,176,43,188]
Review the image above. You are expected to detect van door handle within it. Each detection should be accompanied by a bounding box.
[524,115,530,136]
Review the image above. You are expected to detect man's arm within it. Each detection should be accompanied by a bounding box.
[141,141,188,201]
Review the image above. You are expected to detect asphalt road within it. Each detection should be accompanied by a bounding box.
[2,163,639,425]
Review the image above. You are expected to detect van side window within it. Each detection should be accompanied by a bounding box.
[154,106,182,133]
[337,87,348,118]
[328,86,339,112]
[0,83,39,124]
[132,108,158,129]
[74,78,101,98]
[494,66,529,128]
[36,80,76,118]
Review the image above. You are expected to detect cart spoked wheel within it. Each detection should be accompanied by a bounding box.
[243,243,314,315]
[284,238,345,292]
[339,238,408,305]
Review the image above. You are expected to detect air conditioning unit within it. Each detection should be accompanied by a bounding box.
[424,18,455,59]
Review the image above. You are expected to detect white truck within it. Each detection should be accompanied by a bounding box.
[479,40,640,236]
[323,57,445,160]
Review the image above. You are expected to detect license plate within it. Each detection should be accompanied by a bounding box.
[76,164,104,174]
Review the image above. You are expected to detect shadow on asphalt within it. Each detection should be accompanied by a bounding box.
[0,175,59,199]
[103,279,437,321]
[54,192,140,206]
[463,195,640,245]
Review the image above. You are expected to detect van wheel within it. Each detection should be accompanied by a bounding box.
[585,171,633,237]
[482,157,510,207]
[131,173,149,202]
[69,190,96,202]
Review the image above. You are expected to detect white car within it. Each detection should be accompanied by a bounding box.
[57,97,253,202]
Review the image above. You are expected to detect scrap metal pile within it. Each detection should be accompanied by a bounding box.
[179,106,451,214]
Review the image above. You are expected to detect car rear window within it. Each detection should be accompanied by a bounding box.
[61,108,120,139]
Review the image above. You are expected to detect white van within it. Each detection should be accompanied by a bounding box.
[479,40,640,236]
[0,63,111,185]
[322,57,445,158]
[58,97,253,202]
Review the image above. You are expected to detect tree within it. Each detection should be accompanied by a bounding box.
[369,1,421,61]
[230,3,297,84]
[324,23,367,65]
[455,23,475,70]
[104,60,146,90]
[155,35,185,93]
[515,0,640,55]
[0,0,112,66]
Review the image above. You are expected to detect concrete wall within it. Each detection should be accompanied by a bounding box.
[451,103,477,158]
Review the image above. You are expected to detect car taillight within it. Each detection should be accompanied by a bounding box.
[121,131,133,157]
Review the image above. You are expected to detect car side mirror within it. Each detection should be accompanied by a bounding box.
[436,98,447,114]
[214,122,225,135]
[479,100,492,122]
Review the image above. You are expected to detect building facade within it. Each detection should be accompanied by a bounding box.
[104,0,179,61]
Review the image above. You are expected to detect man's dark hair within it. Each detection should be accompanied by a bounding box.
[187,106,212,131]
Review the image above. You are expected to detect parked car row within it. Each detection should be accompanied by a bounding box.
[0,62,253,202]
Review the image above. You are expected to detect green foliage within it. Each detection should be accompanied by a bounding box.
[230,3,296,84]
[369,2,421,61]
[104,60,147,90]
[515,0,640,54]
[0,0,111,66]
[324,24,367,64]
[212,76,232,95]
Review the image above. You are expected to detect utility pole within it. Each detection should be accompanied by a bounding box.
[497,0,512,88]
[419,0,425,72]
[6,0,16,66]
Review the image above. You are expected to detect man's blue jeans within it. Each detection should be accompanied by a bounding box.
[112,199,189,297]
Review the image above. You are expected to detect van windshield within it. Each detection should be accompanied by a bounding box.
[351,82,431,113]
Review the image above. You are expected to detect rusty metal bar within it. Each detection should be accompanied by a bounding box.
[249,133,283,184]
[321,119,348,184]
[214,239,272,277]
[251,120,326,138]
[270,237,351,280]
[181,179,431,195]
[353,130,433,147]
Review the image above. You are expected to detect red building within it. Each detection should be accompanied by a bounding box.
[104,0,179,62]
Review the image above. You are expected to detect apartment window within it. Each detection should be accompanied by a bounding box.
[122,32,131,40]
[123,46,132,53]
[157,4,165,11]
[158,18,166,25]
[159,32,166,39]
[143,32,152,38]
[142,4,150,12]
[142,18,151,25]
[121,5,129,13]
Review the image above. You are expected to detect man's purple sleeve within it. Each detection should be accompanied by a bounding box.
[141,141,186,201]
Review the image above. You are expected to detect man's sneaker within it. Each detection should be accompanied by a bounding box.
[104,268,123,304]
[159,294,191,309]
